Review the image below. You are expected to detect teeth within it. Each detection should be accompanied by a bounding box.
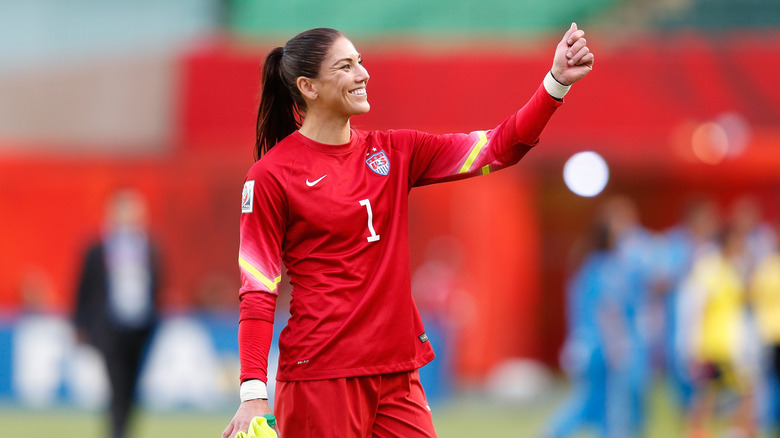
[350,88,366,96]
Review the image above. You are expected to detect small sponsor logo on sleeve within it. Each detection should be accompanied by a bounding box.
[242,180,255,213]
[418,333,429,343]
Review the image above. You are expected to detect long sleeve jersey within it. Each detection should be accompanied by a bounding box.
[238,82,562,382]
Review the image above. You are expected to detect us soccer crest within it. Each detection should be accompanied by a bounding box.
[366,151,390,176]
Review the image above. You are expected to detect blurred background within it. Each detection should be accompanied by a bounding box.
[1,0,780,437]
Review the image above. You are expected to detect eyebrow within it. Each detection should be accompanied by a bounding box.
[331,54,362,67]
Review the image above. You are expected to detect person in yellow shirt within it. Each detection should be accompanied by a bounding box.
[682,226,758,438]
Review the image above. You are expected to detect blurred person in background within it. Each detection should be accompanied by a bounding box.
[410,236,471,403]
[728,196,776,431]
[659,198,720,410]
[729,196,777,281]
[601,195,664,437]
[222,23,594,438]
[680,225,758,438]
[545,216,630,438]
[74,189,162,438]
[749,221,780,437]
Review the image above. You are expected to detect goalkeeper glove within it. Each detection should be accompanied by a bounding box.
[236,414,277,438]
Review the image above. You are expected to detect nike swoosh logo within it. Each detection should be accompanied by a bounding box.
[306,174,327,187]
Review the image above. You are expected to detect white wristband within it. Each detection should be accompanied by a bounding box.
[240,379,268,402]
[543,71,571,100]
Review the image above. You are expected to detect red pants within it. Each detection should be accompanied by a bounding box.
[275,369,437,437]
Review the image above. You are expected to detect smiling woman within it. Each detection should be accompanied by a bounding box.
[222,26,594,438]
[296,36,371,139]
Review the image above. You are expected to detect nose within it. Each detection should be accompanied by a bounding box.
[356,63,370,83]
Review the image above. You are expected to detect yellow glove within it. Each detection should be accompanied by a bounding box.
[236,415,278,438]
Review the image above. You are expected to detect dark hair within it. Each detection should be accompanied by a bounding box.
[255,28,345,160]
[591,220,614,252]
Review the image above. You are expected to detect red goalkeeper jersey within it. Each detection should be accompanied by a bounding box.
[238,82,562,382]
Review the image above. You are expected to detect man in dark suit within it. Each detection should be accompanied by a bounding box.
[74,189,161,438]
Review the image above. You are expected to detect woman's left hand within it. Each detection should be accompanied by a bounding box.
[551,23,595,85]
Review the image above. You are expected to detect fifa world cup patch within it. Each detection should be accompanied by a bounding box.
[242,180,255,213]
[418,333,429,343]
[366,151,390,176]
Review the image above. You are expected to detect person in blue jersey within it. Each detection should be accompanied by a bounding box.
[546,216,630,438]
[658,199,719,410]
[601,196,666,437]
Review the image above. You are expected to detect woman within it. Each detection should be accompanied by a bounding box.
[682,226,758,438]
[545,217,628,438]
[223,24,593,438]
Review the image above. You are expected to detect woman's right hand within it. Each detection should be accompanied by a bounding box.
[222,399,277,438]
[550,23,594,85]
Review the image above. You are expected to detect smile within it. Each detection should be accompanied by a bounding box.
[349,88,367,96]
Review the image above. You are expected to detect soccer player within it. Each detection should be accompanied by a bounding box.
[222,24,594,438]
[659,199,719,410]
[682,226,758,438]
[750,233,780,435]
[545,218,629,438]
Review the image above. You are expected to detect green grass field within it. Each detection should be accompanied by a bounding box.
[0,382,773,437]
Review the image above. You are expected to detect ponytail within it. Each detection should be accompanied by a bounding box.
[254,28,344,160]
[255,47,301,160]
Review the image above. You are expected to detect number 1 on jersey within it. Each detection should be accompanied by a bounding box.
[359,199,381,242]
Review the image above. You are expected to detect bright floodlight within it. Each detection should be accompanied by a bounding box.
[563,151,609,197]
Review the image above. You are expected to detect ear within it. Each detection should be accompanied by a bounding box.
[297,76,317,101]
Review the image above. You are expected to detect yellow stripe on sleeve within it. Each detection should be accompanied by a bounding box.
[238,255,282,292]
[459,131,488,174]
